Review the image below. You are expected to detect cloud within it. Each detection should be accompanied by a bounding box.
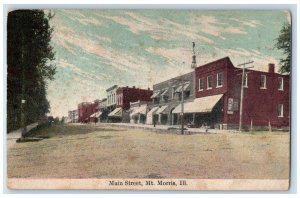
[146,47,193,67]
[190,15,248,36]
[103,12,213,44]
[213,47,280,72]
[229,18,261,28]
[56,59,110,82]
[95,35,112,43]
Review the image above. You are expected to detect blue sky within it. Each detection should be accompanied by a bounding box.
[46,9,290,117]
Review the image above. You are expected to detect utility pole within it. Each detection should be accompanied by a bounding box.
[237,61,254,132]
[181,78,184,135]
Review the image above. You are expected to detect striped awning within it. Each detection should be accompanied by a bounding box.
[130,105,147,116]
[150,91,160,99]
[108,107,122,117]
[147,106,159,115]
[160,89,168,97]
[172,94,223,114]
[90,111,102,118]
[155,105,168,114]
[175,82,190,93]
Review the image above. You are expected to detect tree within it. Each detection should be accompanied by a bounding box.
[7,10,56,132]
[275,23,291,74]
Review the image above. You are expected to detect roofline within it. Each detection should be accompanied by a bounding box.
[154,71,194,86]
[106,85,118,92]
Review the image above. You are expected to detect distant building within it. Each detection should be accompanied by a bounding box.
[191,56,289,129]
[108,86,153,123]
[129,100,150,124]
[106,85,118,112]
[78,101,99,123]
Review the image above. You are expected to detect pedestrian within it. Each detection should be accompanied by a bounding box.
[153,119,156,127]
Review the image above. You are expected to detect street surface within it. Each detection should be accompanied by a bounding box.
[7,123,290,179]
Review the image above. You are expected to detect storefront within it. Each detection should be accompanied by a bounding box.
[107,107,122,123]
[172,94,224,128]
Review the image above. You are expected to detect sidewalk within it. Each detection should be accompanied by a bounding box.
[7,122,38,150]
[102,122,239,134]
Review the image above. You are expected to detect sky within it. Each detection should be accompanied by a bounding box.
[46,9,290,117]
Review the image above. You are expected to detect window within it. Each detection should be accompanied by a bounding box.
[278,77,284,90]
[199,78,204,91]
[260,75,266,89]
[243,73,248,87]
[207,76,212,89]
[277,104,284,117]
[217,73,223,87]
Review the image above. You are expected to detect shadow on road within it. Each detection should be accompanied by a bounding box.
[24,124,126,139]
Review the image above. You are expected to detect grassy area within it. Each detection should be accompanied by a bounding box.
[7,123,290,179]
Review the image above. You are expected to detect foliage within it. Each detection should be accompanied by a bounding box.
[7,10,56,132]
[275,23,291,74]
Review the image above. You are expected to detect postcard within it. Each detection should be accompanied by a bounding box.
[6,9,291,190]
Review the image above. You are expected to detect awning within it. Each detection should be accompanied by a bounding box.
[150,91,160,99]
[155,105,168,114]
[172,94,223,114]
[90,111,102,118]
[130,105,147,116]
[147,106,159,115]
[160,89,168,97]
[108,107,122,117]
[175,82,190,93]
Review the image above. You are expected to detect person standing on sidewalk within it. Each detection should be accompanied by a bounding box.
[153,119,156,127]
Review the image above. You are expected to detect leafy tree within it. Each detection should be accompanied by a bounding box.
[275,23,291,74]
[7,10,56,132]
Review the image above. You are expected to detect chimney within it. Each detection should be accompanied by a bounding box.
[148,88,150,90]
[133,86,135,89]
[268,63,275,73]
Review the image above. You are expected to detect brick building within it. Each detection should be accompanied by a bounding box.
[78,101,99,123]
[191,56,290,129]
[108,86,153,123]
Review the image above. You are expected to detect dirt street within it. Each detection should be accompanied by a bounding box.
[7,124,290,179]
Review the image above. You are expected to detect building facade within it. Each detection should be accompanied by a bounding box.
[193,57,290,129]
[147,71,195,125]
[106,85,118,111]
[78,101,98,123]
[116,86,153,110]
[107,86,153,123]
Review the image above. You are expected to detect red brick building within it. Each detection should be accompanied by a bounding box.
[107,86,153,123]
[78,101,99,123]
[116,86,153,110]
[192,57,290,129]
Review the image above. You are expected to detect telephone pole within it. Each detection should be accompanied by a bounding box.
[237,61,254,132]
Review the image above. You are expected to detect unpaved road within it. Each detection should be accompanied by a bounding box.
[7,124,290,179]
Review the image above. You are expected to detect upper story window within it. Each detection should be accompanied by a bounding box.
[207,76,212,89]
[243,73,248,87]
[260,75,266,89]
[277,104,284,117]
[217,73,223,87]
[278,77,284,91]
[199,77,204,91]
